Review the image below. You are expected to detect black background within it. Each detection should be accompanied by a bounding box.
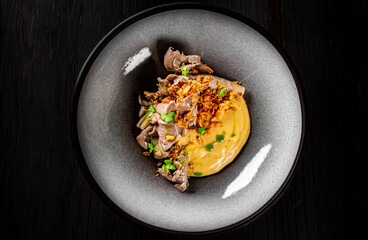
[1,0,367,239]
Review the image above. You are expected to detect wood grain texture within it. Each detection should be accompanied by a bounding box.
[1,0,367,239]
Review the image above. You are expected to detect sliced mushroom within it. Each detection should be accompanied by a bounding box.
[155,101,176,114]
[138,106,147,117]
[164,47,213,74]
[157,122,181,151]
[138,95,150,106]
[157,159,190,192]
[175,95,192,114]
[136,125,153,149]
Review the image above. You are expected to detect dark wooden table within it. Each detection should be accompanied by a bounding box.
[1,0,367,239]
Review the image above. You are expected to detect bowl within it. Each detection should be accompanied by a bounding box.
[70,3,305,236]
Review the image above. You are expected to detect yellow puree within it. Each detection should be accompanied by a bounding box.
[177,98,251,177]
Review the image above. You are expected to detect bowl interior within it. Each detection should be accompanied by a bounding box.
[76,9,303,232]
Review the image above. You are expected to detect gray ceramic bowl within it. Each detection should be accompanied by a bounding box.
[70,3,305,236]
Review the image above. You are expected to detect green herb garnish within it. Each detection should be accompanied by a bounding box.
[216,133,225,142]
[162,159,176,172]
[205,132,226,152]
[181,64,189,76]
[146,104,156,117]
[160,113,166,121]
[196,127,207,135]
[217,88,227,97]
[147,141,155,153]
[193,172,203,176]
[161,111,176,124]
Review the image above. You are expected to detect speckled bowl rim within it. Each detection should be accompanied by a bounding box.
[70,2,306,238]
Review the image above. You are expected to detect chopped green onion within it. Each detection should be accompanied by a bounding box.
[164,159,173,165]
[149,104,155,112]
[167,112,176,123]
[161,113,167,121]
[217,88,227,97]
[161,111,176,124]
[196,127,207,135]
[162,164,168,171]
[148,142,154,153]
[146,104,156,117]
[216,134,225,142]
[193,172,203,176]
[147,140,158,153]
[181,64,189,76]
[162,159,176,172]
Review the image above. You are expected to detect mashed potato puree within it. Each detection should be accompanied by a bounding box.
[178,97,250,176]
